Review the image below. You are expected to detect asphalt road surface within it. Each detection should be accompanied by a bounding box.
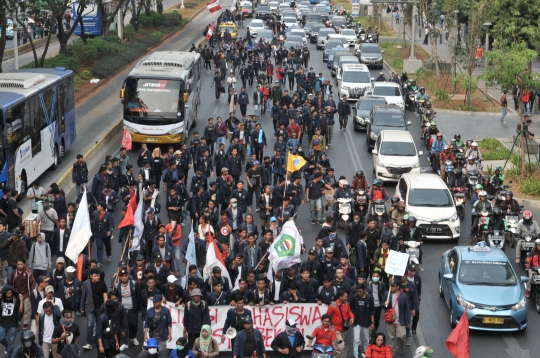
[1,14,536,358]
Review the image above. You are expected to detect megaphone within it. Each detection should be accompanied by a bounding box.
[226,328,237,339]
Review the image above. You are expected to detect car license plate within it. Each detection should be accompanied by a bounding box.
[522,242,534,248]
[482,317,504,324]
[427,227,442,233]
[146,137,158,142]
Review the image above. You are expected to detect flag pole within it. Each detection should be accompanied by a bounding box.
[113,229,133,288]
[254,251,269,271]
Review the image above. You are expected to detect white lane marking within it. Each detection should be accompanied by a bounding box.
[503,334,531,358]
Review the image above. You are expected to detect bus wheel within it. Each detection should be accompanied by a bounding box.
[17,172,27,202]
[51,146,59,170]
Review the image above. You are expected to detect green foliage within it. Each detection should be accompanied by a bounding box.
[392,59,403,69]
[456,74,478,93]
[133,11,182,29]
[124,24,137,42]
[79,70,94,80]
[519,177,540,197]
[491,0,540,49]
[435,89,449,101]
[415,67,426,79]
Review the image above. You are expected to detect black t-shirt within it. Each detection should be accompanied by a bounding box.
[0,197,8,218]
[307,180,324,200]
[52,323,80,354]
[247,168,262,187]
[91,280,108,311]
[243,329,256,356]
[7,199,18,220]
[63,281,75,310]
[0,297,18,328]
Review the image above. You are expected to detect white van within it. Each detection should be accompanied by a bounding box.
[396,173,460,241]
[372,130,422,182]
[338,63,371,100]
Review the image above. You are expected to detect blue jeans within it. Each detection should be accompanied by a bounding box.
[500,107,507,122]
[96,237,112,264]
[354,325,371,356]
[76,184,83,197]
[6,266,15,282]
[0,326,16,357]
[86,311,96,345]
[309,197,323,222]
[217,137,227,148]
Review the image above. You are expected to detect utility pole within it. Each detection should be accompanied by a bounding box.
[13,23,19,70]
[483,22,491,101]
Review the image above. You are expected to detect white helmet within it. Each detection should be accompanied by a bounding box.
[339,179,349,188]
[471,142,478,147]
[479,191,487,196]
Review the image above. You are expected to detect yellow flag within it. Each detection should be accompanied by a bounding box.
[287,154,307,173]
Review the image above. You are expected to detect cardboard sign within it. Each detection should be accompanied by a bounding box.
[384,250,410,276]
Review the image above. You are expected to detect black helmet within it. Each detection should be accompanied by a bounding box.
[356,170,364,178]
[505,190,513,199]
[391,195,400,204]
[455,134,461,139]
[493,207,501,218]
[482,175,490,183]
[454,170,462,179]
[408,216,417,224]
[402,71,407,76]
[21,330,36,350]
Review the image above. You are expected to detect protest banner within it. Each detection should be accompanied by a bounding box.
[147,301,327,350]
[384,250,410,276]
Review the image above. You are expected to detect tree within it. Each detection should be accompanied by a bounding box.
[0,4,7,73]
[482,42,539,173]
[491,0,540,51]
[48,0,88,54]
[418,0,442,79]
[97,0,128,37]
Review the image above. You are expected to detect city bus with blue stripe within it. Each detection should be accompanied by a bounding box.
[0,68,76,197]
[72,1,117,36]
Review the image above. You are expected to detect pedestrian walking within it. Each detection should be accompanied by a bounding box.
[384,278,410,356]
[500,90,508,123]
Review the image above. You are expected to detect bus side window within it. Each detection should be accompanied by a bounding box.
[29,96,41,156]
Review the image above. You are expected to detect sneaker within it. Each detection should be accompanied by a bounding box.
[22,324,28,330]
[119,344,129,351]
[406,336,411,346]
[83,344,93,350]
[311,221,316,225]
[97,262,102,268]
[329,143,332,146]
[107,256,112,262]
[132,338,140,346]
[516,257,521,264]
[325,146,328,149]
[468,237,472,244]
[412,329,417,335]
[181,223,186,227]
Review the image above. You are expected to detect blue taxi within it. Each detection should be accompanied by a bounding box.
[438,243,528,331]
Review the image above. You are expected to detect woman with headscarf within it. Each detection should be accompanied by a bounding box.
[193,324,220,357]
[170,337,197,358]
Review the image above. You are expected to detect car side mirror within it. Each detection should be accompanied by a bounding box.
[418,151,423,156]
[443,273,454,281]
[521,276,529,284]
[372,150,377,155]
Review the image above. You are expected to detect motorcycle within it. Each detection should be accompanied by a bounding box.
[488,229,505,251]
[519,234,537,270]
[416,98,425,114]
[354,189,368,218]
[402,240,421,265]
[441,159,454,184]
[504,212,520,248]
[306,335,342,358]
[465,170,480,198]
[451,187,466,220]
[526,265,540,312]
[476,209,492,243]
[336,197,353,228]
[369,199,387,231]
[406,90,418,112]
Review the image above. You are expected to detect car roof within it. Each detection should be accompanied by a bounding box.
[380,130,414,143]
[342,64,369,71]
[373,82,400,88]
[402,173,448,189]
[455,246,509,262]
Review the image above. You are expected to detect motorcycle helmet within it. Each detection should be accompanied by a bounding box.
[524,210,533,224]
[411,80,416,86]
[435,132,442,138]
[495,166,502,174]
[444,145,451,151]
[356,170,364,178]
[373,178,382,186]
[420,87,425,92]
[391,195,400,205]
[471,142,478,148]
[379,71,384,77]
[535,239,540,246]
[425,101,432,108]
[397,201,405,210]
[467,155,475,162]
[406,81,412,87]
[339,179,349,188]
[454,134,461,140]
[424,94,430,100]
[482,175,490,183]
[505,191,513,200]
[403,214,409,222]
[454,170,462,179]
[493,206,501,218]
[474,184,483,190]
[20,330,36,351]
[430,121,438,130]
[478,190,487,197]
[426,110,432,116]
[402,71,407,76]
[408,216,417,224]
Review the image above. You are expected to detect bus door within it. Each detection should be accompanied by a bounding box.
[28,96,42,158]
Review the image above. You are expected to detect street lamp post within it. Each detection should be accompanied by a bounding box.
[451,10,459,92]
[181,0,185,9]
[483,22,492,101]
[13,24,19,70]
[410,3,417,59]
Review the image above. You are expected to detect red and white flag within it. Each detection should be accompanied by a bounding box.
[121,128,132,151]
[207,0,221,13]
[206,23,215,40]
[203,233,232,287]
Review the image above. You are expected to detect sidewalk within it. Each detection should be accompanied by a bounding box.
[380,15,540,113]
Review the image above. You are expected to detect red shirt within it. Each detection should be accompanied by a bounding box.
[311,325,337,346]
[326,300,354,332]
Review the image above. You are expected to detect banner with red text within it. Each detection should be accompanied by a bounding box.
[148,301,327,350]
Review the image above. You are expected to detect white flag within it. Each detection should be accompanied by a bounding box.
[267,221,303,281]
[65,192,93,263]
[203,234,231,288]
[131,195,145,251]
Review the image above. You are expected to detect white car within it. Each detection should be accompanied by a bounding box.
[340,29,357,46]
[369,82,405,110]
[289,28,307,45]
[268,1,279,11]
[249,19,266,37]
[372,130,423,182]
[282,17,298,27]
[396,173,460,241]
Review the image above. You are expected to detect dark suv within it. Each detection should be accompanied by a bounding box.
[365,105,410,152]
[256,5,270,19]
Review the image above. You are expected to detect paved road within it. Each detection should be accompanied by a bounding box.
[1,16,537,358]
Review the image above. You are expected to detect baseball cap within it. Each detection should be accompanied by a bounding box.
[153,294,163,303]
[56,257,65,265]
[147,207,155,214]
[154,253,163,261]
[230,198,238,203]
[270,216,278,222]
[66,266,76,273]
[167,275,177,284]
[326,247,334,253]
[118,260,127,268]
[308,249,316,255]
[45,285,54,293]
[253,161,260,165]
[10,228,21,236]
[243,316,253,324]
[212,266,222,273]
[36,276,50,284]
[191,288,202,297]
[136,254,145,261]
[119,269,128,276]
[408,263,418,271]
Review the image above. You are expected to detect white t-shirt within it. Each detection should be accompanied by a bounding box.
[37,298,64,315]
[42,314,55,343]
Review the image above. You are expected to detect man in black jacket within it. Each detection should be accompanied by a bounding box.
[72,154,88,197]
[337,95,351,131]
[94,202,114,267]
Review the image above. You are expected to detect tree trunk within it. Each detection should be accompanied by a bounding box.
[520,102,525,174]
[15,18,39,68]
[0,8,7,73]
[77,13,88,44]
[39,19,54,67]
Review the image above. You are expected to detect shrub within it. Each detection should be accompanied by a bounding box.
[415,67,426,79]
[124,24,137,42]
[435,89,449,101]
[392,59,403,69]
[519,177,540,197]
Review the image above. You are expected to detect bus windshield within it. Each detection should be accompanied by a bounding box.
[124,77,183,123]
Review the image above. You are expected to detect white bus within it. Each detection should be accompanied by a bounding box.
[120,51,202,144]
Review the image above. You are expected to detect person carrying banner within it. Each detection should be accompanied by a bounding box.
[222,292,252,350]
[233,316,266,358]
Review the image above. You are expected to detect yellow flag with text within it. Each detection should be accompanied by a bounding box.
[287,154,307,173]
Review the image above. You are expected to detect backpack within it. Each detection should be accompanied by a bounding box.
[186,300,206,312]
[186,196,192,212]
[318,285,337,297]
[161,168,170,183]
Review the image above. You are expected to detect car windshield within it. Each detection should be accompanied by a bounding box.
[325,42,341,50]
[257,30,273,38]
[291,30,304,36]
[373,113,405,127]
[319,30,335,37]
[341,30,355,36]
[407,188,453,207]
[251,22,264,28]
[287,36,302,42]
[459,261,517,286]
[258,5,269,10]
[343,71,370,83]
[380,141,416,156]
[269,2,279,6]
[357,99,386,110]
[373,87,401,96]
[312,25,323,33]
[333,19,346,26]
[362,46,382,54]
[315,7,327,13]
[220,26,236,33]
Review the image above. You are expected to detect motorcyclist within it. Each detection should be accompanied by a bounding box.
[491,166,505,187]
[12,330,44,358]
[398,216,423,263]
[369,179,388,202]
[500,191,522,214]
[410,80,418,91]
[400,71,408,84]
[333,179,354,227]
[439,145,456,180]
[351,170,370,190]
[430,133,446,168]
[388,195,400,214]
[524,239,540,298]
[416,88,427,102]
[448,170,466,190]
[390,72,400,84]
[490,207,508,232]
[470,184,483,210]
[463,155,482,174]
[375,71,386,82]
[452,134,464,150]
[465,141,483,161]
[397,214,410,241]
[470,190,492,243]
[481,175,496,196]
[391,201,408,228]
[516,210,540,264]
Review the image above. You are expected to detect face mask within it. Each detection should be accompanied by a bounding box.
[372,277,380,283]
[177,345,184,350]
[329,233,336,239]
[148,348,158,354]
[354,219,360,223]
[232,203,238,208]
[61,318,72,326]
[298,148,303,152]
